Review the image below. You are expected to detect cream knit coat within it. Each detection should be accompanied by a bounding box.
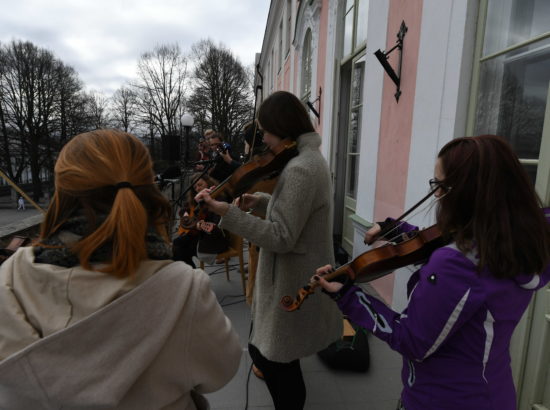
[220,132,342,362]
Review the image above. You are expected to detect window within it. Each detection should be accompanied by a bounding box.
[343,0,369,59]
[472,0,550,182]
[346,56,365,199]
[301,29,312,100]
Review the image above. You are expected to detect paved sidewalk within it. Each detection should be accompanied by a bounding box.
[0,207,43,226]
[202,252,403,410]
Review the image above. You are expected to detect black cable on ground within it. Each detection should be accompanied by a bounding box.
[220,298,246,307]
[218,294,246,305]
[206,262,248,276]
[244,362,252,410]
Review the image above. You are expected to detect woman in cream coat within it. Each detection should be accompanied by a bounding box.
[197,91,342,410]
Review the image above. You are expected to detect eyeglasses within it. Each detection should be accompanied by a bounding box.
[429,178,451,193]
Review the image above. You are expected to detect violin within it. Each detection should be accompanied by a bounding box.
[177,206,200,236]
[205,138,298,202]
[280,224,446,312]
[0,235,31,265]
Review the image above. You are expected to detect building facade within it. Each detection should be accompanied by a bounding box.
[255,1,550,408]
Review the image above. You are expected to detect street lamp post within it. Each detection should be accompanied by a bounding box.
[180,113,194,169]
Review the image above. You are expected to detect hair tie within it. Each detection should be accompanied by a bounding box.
[115,181,132,190]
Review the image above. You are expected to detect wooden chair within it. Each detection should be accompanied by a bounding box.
[245,242,260,305]
[200,232,246,294]
[0,235,30,265]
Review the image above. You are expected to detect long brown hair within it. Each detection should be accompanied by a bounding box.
[436,135,550,278]
[186,173,220,207]
[39,129,171,277]
[258,91,315,140]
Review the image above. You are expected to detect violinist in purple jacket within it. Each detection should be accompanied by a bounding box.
[315,135,550,410]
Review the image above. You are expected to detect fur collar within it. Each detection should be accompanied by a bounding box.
[34,214,172,268]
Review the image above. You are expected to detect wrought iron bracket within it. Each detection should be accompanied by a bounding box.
[374,20,408,102]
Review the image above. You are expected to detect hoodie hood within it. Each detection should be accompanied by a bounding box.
[0,265,193,408]
[0,258,242,410]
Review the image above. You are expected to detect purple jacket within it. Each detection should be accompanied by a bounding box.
[336,210,550,410]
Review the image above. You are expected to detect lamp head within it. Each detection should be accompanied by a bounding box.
[181,113,194,127]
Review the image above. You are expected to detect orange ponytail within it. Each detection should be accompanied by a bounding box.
[39,129,171,277]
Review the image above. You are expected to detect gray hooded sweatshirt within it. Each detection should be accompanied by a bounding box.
[0,247,241,409]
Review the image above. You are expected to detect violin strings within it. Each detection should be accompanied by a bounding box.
[377,195,439,245]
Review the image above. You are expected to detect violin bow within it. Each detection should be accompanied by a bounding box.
[249,64,264,163]
[374,185,441,243]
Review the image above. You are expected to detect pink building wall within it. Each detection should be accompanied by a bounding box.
[314,0,329,134]
[294,49,300,96]
[370,0,423,303]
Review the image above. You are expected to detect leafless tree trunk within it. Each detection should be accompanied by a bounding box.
[110,85,137,132]
[87,91,110,129]
[188,40,254,148]
[133,44,187,138]
[0,40,89,199]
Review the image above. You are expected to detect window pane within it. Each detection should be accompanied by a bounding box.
[346,154,359,199]
[484,0,550,56]
[351,60,365,107]
[355,0,369,47]
[474,37,550,160]
[349,110,361,153]
[343,11,354,57]
[346,0,354,13]
[301,31,312,98]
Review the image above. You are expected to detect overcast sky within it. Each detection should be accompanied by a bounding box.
[0,0,270,96]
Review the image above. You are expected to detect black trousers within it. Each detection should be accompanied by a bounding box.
[248,343,306,410]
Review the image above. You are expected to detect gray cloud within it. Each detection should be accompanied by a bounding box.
[0,0,269,96]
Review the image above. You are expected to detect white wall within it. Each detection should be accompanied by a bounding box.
[354,0,390,224]
[392,0,478,311]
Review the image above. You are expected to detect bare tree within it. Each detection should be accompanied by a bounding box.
[0,40,90,198]
[0,44,18,180]
[55,64,85,145]
[0,41,66,198]
[132,88,162,160]
[188,39,254,146]
[133,44,187,138]
[110,85,137,132]
[86,90,110,129]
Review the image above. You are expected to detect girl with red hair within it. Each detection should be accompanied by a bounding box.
[0,129,241,409]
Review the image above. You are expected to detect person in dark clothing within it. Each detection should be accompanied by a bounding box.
[208,133,241,182]
[194,138,212,172]
[242,120,266,159]
[172,173,229,268]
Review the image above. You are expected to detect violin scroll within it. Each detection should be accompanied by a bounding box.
[280,284,317,312]
[280,225,445,312]
[180,215,199,230]
[280,265,354,311]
